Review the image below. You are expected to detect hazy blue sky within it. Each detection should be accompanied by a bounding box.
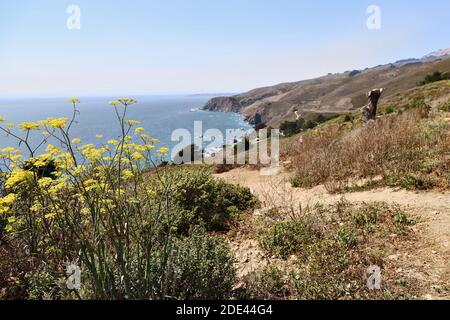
[1,0,449,97]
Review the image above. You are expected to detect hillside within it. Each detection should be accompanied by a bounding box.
[213,79,450,300]
[203,52,450,127]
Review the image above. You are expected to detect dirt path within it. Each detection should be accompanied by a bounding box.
[215,167,450,299]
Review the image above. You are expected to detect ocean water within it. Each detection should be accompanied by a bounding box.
[0,95,252,159]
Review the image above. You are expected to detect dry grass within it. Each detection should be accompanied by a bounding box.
[240,200,419,300]
[285,107,450,192]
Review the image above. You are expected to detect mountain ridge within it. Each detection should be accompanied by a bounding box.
[203,48,450,127]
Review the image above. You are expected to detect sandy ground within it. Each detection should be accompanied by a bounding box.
[214,167,450,299]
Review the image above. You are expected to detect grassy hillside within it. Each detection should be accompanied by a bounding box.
[281,80,450,193]
[205,57,450,127]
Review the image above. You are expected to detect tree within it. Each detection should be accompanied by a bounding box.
[361,88,384,121]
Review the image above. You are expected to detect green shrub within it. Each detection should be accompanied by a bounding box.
[258,221,318,259]
[386,173,436,190]
[166,167,257,233]
[26,267,61,300]
[165,226,236,300]
[280,114,335,136]
[289,239,350,300]
[242,265,288,300]
[343,113,354,123]
[385,106,395,114]
[351,204,381,231]
[419,71,445,86]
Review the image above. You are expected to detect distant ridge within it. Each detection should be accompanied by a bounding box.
[423,48,450,59]
[203,48,450,127]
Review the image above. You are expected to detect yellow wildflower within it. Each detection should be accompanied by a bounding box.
[72,138,81,144]
[40,117,67,129]
[126,120,141,126]
[0,193,17,215]
[95,134,104,139]
[44,213,57,220]
[122,169,134,179]
[5,170,34,189]
[135,127,145,134]
[46,144,62,155]
[38,177,54,188]
[2,147,18,153]
[117,98,137,105]
[108,139,119,146]
[68,98,80,104]
[131,152,144,161]
[157,147,169,154]
[0,116,5,122]
[19,122,40,131]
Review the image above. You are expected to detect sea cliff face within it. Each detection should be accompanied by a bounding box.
[203,96,242,113]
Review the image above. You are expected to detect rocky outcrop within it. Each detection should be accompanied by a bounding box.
[203,96,242,113]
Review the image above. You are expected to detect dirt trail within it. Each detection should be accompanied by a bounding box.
[214,167,450,299]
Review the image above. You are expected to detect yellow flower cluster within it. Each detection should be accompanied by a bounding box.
[68,98,81,104]
[5,170,34,189]
[79,144,108,161]
[131,152,144,161]
[46,144,62,155]
[135,127,145,134]
[126,120,141,127]
[19,122,40,131]
[109,98,137,106]
[122,169,134,179]
[40,117,68,129]
[0,147,22,161]
[0,193,17,215]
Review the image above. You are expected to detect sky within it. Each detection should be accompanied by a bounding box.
[1,0,450,97]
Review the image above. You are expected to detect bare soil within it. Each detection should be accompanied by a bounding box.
[215,167,450,299]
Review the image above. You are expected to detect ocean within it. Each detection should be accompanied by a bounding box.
[0,95,253,159]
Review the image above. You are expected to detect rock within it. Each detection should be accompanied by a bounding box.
[250,113,263,126]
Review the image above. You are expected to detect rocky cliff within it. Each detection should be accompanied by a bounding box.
[203,96,242,113]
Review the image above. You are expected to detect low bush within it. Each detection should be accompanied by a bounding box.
[258,221,318,259]
[241,265,289,300]
[165,167,257,233]
[280,114,334,137]
[254,201,416,299]
[419,71,449,86]
[162,226,236,300]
